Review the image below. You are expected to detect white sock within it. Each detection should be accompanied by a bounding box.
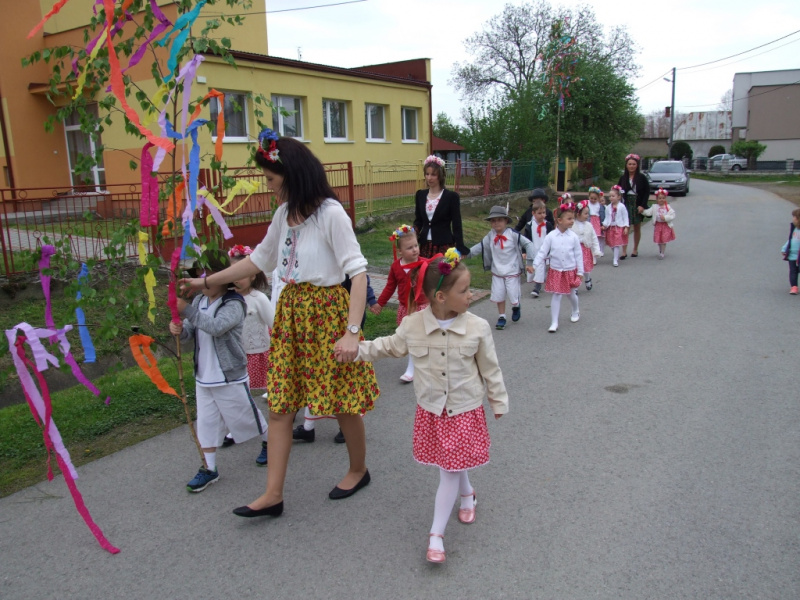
[430,468,460,551]
[599,239,605,253]
[498,313,506,319]
[303,406,315,431]
[403,355,414,378]
[613,247,620,262]
[550,293,562,327]
[204,452,217,472]
[459,471,474,509]
[569,289,579,315]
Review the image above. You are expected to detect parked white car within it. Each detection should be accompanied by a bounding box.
[708,154,748,171]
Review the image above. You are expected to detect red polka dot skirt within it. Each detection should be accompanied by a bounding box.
[581,245,594,274]
[396,302,428,325]
[247,351,269,390]
[604,225,628,248]
[545,268,579,294]
[413,405,491,471]
[653,221,676,244]
[590,215,603,237]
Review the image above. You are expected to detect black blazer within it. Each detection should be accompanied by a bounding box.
[413,189,468,254]
[617,172,650,210]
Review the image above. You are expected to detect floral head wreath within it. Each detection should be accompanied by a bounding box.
[655,188,669,198]
[575,199,589,213]
[435,248,461,293]
[424,155,446,168]
[257,128,281,163]
[625,153,641,163]
[588,186,603,195]
[558,202,577,214]
[388,224,416,260]
[227,244,253,258]
[610,184,624,195]
[557,193,572,204]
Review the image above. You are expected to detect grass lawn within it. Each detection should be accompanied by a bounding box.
[691,172,800,184]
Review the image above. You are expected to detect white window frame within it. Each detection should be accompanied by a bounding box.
[402,106,419,142]
[365,103,386,142]
[63,106,105,190]
[272,95,304,139]
[210,91,249,143]
[323,99,349,142]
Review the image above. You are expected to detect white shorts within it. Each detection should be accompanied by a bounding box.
[490,273,521,305]
[196,382,268,448]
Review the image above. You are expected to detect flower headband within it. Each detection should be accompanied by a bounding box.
[655,188,669,197]
[435,248,461,293]
[424,155,445,168]
[625,153,641,162]
[227,244,253,258]
[389,224,416,260]
[610,184,623,193]
[588,186,603,195]
[559,202,577,213]
[576,200,589,212]
[257,128,281,163]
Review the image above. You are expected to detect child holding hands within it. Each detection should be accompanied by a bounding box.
[639,188,676,259]
[602,185,630,267]
[344,250,508,564]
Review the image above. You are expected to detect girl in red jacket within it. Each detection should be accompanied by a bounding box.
[371,225,426,382]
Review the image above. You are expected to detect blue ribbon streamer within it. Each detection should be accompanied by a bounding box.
[157,0,207,82]
[180,119,208,259]
[75,263,97,363]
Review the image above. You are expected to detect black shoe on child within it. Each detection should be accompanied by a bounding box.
[221,435,236,448]
[334,429,346,444]
[292,425,315,443]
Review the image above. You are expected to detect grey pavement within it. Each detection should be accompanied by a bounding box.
[1,179,798,599]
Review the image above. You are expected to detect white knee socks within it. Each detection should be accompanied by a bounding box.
[613,246,620,264]
[569,289,579,317]
[403,355,414,379]
[303,406,315,431]
[550,293,562,328]
[429,468,472,551]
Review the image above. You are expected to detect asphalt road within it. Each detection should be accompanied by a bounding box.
[1,179,798,599]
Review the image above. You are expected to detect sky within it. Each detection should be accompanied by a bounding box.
[261,0,800,123]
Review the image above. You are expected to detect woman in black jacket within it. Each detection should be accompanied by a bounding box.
[413,156,469,258]
[617,153,650,258]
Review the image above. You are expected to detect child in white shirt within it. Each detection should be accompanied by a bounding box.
[639,188,676,259]
[572,200,602,291]
[526,199,552,298]
[532,202,584,333]
[602,185,630,267]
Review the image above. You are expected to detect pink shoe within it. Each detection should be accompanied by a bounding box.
[458,492,476,524]
[791,286,798,295]
[426,533,445,563]
[399,373,414,383]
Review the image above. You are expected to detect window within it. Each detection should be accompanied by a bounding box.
[64,104,105,189]
[209,92,248,140]
[323,99,348,141]
[272,95,303,138]
[402,107,419,142]
[365,104,385,141]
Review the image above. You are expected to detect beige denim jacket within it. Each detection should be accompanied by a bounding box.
[358,307,509,417]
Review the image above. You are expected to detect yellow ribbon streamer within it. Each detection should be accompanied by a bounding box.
[137,232,156,323]
[73,30,108,100]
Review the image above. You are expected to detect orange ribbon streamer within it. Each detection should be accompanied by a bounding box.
[103,0,174,152]
[27,0,72,39]
[129,334,180,398]
[187,89,226,161]
[162,181,186,237]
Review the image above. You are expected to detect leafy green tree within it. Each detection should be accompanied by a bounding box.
[433,112,463,144]
[708,144,726,157]
[731,140,767,169]
[670,141,693,161]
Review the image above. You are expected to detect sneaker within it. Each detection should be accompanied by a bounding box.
[221,435,235,448]
[187,466,219,493]
[334,429,346,444]
[570,312,580,323]
[530,290,539,298]
[585,278,593,291]
[511,306,521,322]
[496,316,507,330]
[791,286,799,295]
[292,425,315,443]
[256,441,268,466]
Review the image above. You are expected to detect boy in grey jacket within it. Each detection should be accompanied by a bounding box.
[170,252,269,492]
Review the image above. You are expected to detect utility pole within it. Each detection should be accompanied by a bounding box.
[666,67,676,159]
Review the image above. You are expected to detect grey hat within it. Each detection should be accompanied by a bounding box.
[485,205,512,222]
[528,188,548,201]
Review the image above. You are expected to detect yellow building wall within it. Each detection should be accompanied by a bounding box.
[40,0,175,34]
[200,2,268,55]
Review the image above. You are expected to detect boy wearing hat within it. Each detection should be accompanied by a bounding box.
[466,205,536,329]
[516,188,555,240]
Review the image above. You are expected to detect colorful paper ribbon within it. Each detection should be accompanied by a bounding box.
[27,0,73,39]
[168,248,182,324]
[125,0,172,74]
[137,232,157,323]
[140,143,159,226]
[157,0,208,83]
[129,334,180,397]
[75,263,97,363]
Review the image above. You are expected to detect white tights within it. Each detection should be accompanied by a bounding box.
[613,246,621,263]
[550,291,579,327]
[429,468,474,551]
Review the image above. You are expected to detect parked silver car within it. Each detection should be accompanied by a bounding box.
[708,153,748,171]
[645,160,690,196]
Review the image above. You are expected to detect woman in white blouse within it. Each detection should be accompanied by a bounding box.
[180,129,379,517]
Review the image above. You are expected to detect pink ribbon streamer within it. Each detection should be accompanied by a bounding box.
[8,331,119,554]
[140,143,159,226]
[39,245,57,331]
[168,248,182,324]
[197,189,233,240]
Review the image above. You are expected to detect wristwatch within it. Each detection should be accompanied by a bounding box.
[346,324,360,335]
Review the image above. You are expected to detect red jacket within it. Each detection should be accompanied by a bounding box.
[377,260,414,307]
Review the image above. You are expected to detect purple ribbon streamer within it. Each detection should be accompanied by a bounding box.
[125,0,172,73]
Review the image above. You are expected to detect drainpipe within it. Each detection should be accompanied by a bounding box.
[0,82,15,190]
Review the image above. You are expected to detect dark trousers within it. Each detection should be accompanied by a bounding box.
[790,261,799,287]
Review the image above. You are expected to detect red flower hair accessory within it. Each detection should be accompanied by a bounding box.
[655,188,669,197]
[257,128,281,163]
[227,244,253,258]
[557,192,573,204]
[610,184,624,194]
[424,155,445,168]
[625,153,641,162]
[559,202,577,213]
[576,200,589,213]
[388,224,415,242]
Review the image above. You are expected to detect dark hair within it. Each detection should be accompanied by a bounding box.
[424,163,446,188]
[230,255,268,291]
[528,188,548,202]
[255,137,338,222]
[190,249,236,290]
[554,206,575,220]
[625,156,641,178]
[793,208,800,219]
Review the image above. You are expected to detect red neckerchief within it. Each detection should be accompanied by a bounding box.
[493,234,508,249]
[536,220,546,236]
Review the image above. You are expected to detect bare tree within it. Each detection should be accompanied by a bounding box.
[717,88,733,112]
[451,1,640,101]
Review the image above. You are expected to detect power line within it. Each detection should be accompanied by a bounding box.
[682,36,800,75]
[677,28,800,71]
[204,0,368,17]
[676,79,800,109]
[636,69,673,92]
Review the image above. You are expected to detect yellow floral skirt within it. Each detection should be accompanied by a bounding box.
[267,282,380,415]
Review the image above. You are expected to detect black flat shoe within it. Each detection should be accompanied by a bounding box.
[328,470,370,500]
[232,501,284,518]
[631,252,638,257]
[619,255,627,260]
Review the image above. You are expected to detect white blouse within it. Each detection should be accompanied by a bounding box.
[588,201,601,217]
[241,290,274,354]
[532,228,584,279]
[250,199,368,287]
[602,203,630,228]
